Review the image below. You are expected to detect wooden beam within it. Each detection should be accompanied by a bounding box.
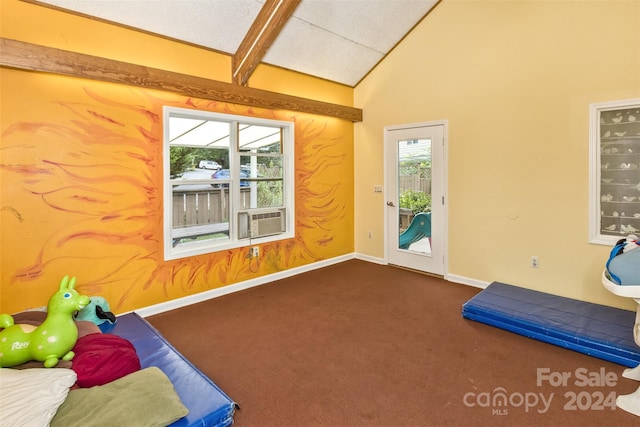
[0,38,362,122]
[232,0,301,86]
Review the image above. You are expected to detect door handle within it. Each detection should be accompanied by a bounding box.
[387,201,395,207]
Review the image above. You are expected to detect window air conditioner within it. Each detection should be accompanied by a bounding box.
[238,209,285,239]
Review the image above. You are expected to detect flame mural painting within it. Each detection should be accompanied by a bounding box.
[0,70,354,314]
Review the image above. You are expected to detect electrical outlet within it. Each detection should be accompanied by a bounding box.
[368,231,373,239]
[531,256,539,268]
[247,247,259,258]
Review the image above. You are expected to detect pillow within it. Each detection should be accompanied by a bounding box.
[0,368,77,427]
[51,367,189,427]
[71,333,141,388]
[12,310,47,325]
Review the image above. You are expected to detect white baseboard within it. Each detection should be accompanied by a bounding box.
[355,253,490,291]
[353,252,386,264]
[136,253,489,317]
[445,273,490,289]
[136,253,356,317]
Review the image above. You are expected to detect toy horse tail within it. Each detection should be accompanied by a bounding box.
[0,313,14,329]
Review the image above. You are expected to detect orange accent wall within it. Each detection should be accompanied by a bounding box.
[0,66,354,313]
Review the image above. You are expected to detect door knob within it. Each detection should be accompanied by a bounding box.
[387,201,395,207]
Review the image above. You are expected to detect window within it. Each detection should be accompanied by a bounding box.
[163,107,294,260]
[589,99,640,245]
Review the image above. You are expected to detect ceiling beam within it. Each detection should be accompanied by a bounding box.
[232,0,301,86]
[0,38,362,122]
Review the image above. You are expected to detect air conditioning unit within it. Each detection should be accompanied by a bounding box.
[238,209,285,239]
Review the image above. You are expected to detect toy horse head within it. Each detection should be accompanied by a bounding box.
[48,275,90,315]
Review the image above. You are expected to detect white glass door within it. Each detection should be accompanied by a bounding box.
[385,123,445,275]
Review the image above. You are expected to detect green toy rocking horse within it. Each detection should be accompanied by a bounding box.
[0,276,90,368]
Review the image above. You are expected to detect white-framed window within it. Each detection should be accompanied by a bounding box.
[589,98,640,245]
[163,107,294,260]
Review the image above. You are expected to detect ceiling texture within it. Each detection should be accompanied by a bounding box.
[34,0,439,87]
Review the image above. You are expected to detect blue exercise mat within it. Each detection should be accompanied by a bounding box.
[109,313,237,427]
[462,282,640,367]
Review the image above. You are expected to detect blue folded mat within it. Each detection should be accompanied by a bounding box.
[462,282,640,367]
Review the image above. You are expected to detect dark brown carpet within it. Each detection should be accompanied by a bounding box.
[149,259,640,426]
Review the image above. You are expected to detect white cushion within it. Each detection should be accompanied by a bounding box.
[0,368,76,427]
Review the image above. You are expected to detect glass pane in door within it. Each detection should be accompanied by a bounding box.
[397,138,432,255]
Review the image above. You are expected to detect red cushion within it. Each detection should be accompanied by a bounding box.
[72,333,141,388]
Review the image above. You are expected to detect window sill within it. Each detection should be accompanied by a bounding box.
[164,231,295,261]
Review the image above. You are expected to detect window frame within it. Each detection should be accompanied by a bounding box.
[163,106,295,260]
[589,98,640,245]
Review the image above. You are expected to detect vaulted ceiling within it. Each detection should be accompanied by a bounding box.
[34,0,439,87]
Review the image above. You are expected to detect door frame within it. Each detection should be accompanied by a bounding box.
[383,120,448,275]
